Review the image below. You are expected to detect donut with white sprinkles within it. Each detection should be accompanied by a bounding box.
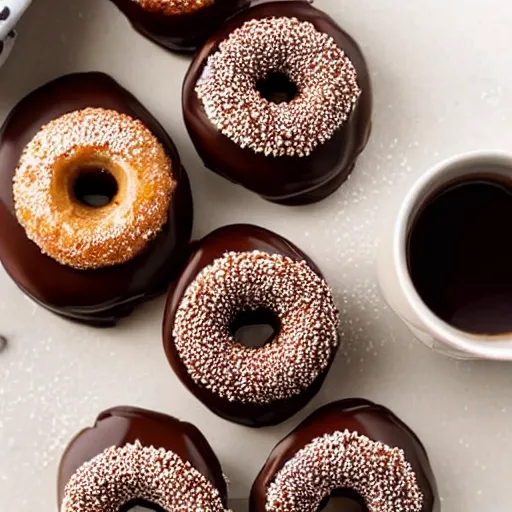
[250,399,440,512]
[58,407,229,511]
[163,224,340,427]
[183,1,372,205]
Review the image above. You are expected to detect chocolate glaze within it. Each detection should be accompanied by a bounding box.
[183,1,372,206]
[163,224,338,427]
[58,406,228,509]
[0,73,193,327]
[250,399,439,512]
[109,0,249,53]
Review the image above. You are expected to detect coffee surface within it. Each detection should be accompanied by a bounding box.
[408,177,512,335]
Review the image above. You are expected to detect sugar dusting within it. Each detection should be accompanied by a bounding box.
[0,301,173,495]
[300,131,422,372]
[13,108,175,270]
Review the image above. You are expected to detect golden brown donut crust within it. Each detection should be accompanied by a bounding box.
[13,108,175,270]
[131,0,215,16]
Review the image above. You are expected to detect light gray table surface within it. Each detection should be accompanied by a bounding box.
[1,0,511,510]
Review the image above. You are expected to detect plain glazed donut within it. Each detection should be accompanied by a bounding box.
[13,107,175,270]
[109,0,249,53]
[183,1,372,205]
[250,399,439,512]
[163,224,340,427]
[0,72,193,326]
[58,406,229,511]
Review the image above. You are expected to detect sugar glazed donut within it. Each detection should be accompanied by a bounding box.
[58,407,229,511]
[163,224,340,427]
[0,73,193,326]
[109,0,249,52]
[183,1,372,205]
[14,108,174,269]
[250,399,439,512]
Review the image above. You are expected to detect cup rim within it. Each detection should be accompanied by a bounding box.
[394,150,512,360]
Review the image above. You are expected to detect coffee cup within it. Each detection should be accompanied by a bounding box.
[378,151,512,360]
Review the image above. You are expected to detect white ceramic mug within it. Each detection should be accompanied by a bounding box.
[378,151,512,360]
[0,0,31,69]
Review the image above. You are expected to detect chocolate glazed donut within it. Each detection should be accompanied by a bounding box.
[109,0,249,53]
[0,73,193,327]
[163,224,340,427]
[58,406,228,511]
[250,399,439,512]
[183,1,372,205]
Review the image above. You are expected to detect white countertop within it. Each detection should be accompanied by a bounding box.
[1,0,512,510]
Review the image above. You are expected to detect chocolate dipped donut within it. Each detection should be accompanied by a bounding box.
[183,1,372,205]
[109,0,249,53]
[0,73,193,326]
[250,399,439,512]
[163,224,340,427]
[58,406,228,511]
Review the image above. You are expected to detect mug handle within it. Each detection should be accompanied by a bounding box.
[0,0,31,40]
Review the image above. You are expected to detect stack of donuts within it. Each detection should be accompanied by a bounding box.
[0,1,440,511]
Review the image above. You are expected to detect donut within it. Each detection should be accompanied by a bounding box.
[58,406,229,511]
[109,0,249,52]
[163,224,340,427]
[250,399,439,512]
[183,1,372,205]
[0,73,193,326]
[13,108,174,270]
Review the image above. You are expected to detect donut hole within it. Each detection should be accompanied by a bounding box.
[230,307,281,348]
[256,71,299,104]
[320,491,367,512]
[72,166,119,208]
[120,499,166,512]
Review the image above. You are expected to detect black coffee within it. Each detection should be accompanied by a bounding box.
[408,176,512,335]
